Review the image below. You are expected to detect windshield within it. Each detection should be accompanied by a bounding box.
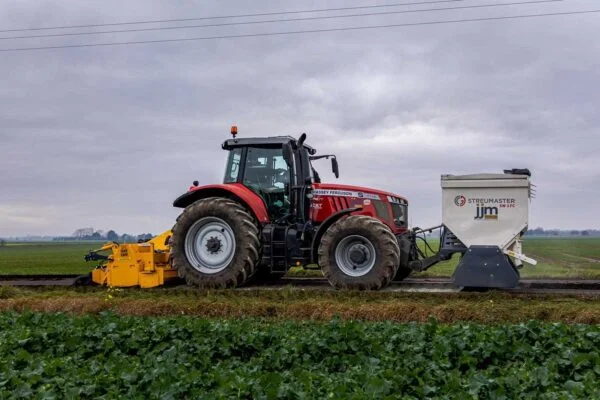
[243,147,289,189]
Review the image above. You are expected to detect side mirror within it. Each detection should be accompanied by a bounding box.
[331,157,339,179]
[282,142,294,167]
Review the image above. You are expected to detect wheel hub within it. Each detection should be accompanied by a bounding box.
[184,217,236,274]
[335,235,377,277]
[205,236,222,254]
[349,245,369,265]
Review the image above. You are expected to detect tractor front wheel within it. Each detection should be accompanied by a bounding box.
[318,215,400,290]
[171,197,260,288]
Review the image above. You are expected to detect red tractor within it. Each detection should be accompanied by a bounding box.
[171,129,415,289]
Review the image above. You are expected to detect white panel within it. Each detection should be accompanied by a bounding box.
[441,174,531,248]
[441,179,529,188]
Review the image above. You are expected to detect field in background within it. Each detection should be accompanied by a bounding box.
[415,237,600,279]
[0,242,102,275]
[0,238,598,278]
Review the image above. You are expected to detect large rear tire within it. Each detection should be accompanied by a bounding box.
[171,197,260,288]
[318,215,400,290]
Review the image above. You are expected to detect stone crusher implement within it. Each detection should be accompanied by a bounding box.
[84,230,178,288]
[405,170,537,289]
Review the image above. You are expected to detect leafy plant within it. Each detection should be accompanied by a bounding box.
[0,312,598,399]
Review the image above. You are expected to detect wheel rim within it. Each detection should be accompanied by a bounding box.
[335,235,376,277]
[184,217,236,274]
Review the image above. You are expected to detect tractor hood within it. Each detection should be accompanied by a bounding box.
[312,183,408,205]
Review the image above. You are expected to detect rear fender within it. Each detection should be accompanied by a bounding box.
[172,184,270,224]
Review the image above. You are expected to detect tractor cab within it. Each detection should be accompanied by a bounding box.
[221,132,337,222]
[222,136,295,221]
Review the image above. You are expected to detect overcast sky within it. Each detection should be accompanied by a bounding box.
[0,0,598,237]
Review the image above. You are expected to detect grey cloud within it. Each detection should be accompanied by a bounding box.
[0,0,598,236]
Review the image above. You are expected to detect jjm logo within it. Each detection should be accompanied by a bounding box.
[475,206,499,220]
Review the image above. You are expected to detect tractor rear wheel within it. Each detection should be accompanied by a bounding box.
[171,197,260,288]
[318,215,400,290]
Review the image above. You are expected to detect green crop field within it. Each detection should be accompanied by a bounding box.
[0,242,103,275]
[0,238,598,278]
[0,312,598,399]
[415,237,600,279]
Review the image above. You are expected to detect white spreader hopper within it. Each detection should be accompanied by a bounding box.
[439,170,536,288]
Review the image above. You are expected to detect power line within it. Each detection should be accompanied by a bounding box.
[0,0,464,33]
[0,0,563,41]
[2,9,598,53]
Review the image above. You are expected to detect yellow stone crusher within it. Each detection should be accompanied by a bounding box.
[84,230,178,288]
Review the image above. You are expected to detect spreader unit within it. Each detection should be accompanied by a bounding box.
[409,169,536,289]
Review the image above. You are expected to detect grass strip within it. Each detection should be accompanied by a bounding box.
[1,286,599,324]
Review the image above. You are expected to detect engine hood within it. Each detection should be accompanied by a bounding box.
[312,183,408,204]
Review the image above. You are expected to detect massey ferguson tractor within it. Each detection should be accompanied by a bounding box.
[87,127,535,290]
[169,128,412,290]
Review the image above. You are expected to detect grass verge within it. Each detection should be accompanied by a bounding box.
[1,286,599,324]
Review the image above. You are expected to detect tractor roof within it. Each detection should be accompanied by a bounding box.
[222,136,316,153]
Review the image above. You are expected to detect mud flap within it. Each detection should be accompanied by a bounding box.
[453,245,520,289]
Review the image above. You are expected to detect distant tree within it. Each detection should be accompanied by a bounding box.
[121,234,135,243]
[0,239,6,247]
[570,230,580,236]
[582,230,590,236]
[532,227,545,235]
[91,232,102,240]
[73,227,94,239]
[136,233,154,242]
[106,230,119,242]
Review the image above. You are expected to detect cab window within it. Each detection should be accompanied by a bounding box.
[243,147,290,219]
[223,148,242,183]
